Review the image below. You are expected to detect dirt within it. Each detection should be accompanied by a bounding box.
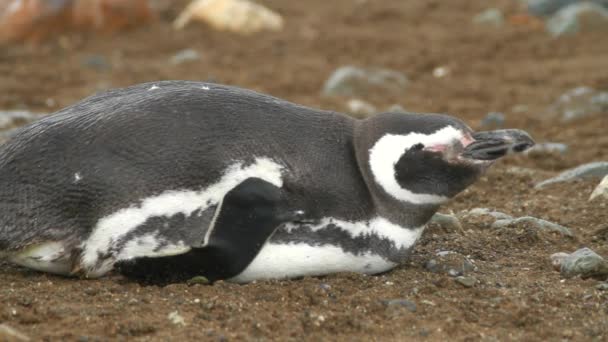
[1,0,608,340]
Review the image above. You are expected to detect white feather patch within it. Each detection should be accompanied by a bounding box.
[81,157,283,276]
[230,243,398,283]
[368,125,463,204]
[231,217,424,282]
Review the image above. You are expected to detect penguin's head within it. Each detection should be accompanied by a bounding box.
[361,112,534,205]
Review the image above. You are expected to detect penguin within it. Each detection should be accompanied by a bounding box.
[0,80,534,283]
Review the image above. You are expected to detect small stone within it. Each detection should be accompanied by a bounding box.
[546,2,608,37]
[0,110,43,130]
[464,207,513,220]
[322,66,408,97]
[589,175,608,201]
[424,259,441,273]
[479,112,505,129]
[174,0,283,34]
[559,248,608,279]
[81,55,110,71]
[505,166,538,177]
[0,324,30,341]
[448,268,462,277]
[524,142,568,156]
[383,299,417,313]
[455,276,476,288]
[346,98,376,117]
[528,0,608,17]
[472,8,505,27]
[168,311,186,326]
[463,258,477,273]
[596,282,608,291]
[550,252,570,271]
[319,283,331,291]
[492,216,574,237]
[387,104,408,113]
[549,86,608,121]
[170,49,201,65]
[432,66,450,78]
[536,161,608,188]
[429,213,464,234]
[187,276,210,285]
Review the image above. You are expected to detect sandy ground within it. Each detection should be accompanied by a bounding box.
[1,0,608,340]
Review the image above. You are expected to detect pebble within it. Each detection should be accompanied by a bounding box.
[589,175,608,201]
[555,248,608,279]
[549,86,608,121]
[387,104,408,113]
[546,2,608,37]
[168,311,186,326]
[424,252,476,276]
[524,142,568,156]
[170,49,201,65]
[187,275,210,285]
[455,276,477,288]
[0,110,43,130]
[550,252,570,271]
[528,0,608,17]
[0,324,30,341]
[346,98,377,117]
[322,66,408,97]
[472,8,505,27]
[81,55,110,71]
[479,112,505,129]
[174,0,284,34]
[463,207,513,220]
[429,213,464,234]
[382,299,417,313]
[492,216,574,237]
[596,282,608,291]
[536,161,608,188]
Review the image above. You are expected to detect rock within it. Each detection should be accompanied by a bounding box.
[424,252,476,276]
[492,216,574,237]
[528,0,608,17]
[524,142,568,156]
[536,161,608,188]
[382,299,417,313]
[0,324,30,341]
[429,213,463,233]
[187,276,210,285]
[472,8,505,27]
[558,248,608,279]
[548,86,608,121]
[81,55,110,71]
[322,66,408,98]
[168,311,186,326]
[546,2,608,37]
[480,112,505,129]
[455,276,477,288]
[174,0,283,34]
[346,99,376,117]
[550,252,570,271]
[596,282,608,290]
[432,66,450,78]
[0,110,43,130]
[170,49,201,65]
[464,207,514,220]
[387,104,408,113]
[589,175,608,201]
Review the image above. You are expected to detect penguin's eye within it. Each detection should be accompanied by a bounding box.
[411,143,425,151]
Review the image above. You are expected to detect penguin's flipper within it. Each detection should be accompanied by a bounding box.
[117,177,301,283]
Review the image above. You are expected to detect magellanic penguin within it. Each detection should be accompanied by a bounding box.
[0,81,534,283]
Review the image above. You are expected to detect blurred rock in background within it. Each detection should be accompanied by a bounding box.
[0,0,157,43]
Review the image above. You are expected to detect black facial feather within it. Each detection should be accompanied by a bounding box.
[394,148,480,198]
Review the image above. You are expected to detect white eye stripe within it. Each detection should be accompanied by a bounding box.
[368,125,463,204]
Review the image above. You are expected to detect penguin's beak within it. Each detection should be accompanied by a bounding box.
[461,129,535,161]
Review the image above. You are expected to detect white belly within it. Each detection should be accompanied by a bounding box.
[229,242,397,283]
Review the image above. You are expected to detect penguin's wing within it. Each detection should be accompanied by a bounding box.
[116,177,302,283]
